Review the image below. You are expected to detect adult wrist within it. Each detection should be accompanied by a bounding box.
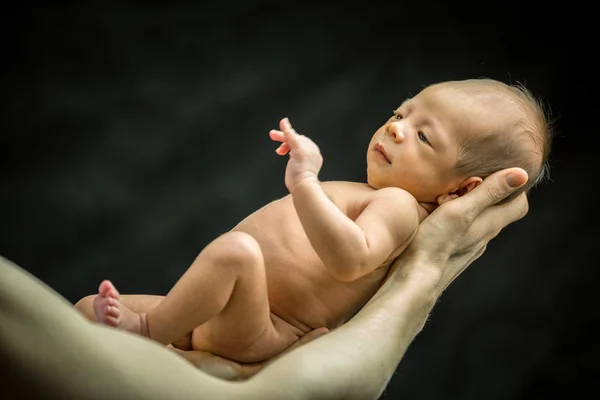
[390,258,444,297]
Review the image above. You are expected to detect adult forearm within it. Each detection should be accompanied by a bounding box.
[292,179,368,279]
[0,256,247,400]
[249,265,442,400]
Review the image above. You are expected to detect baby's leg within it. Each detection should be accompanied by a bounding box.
[92,282,152,335]
[76,293,164,323]
[148,232,285,357]
[81,294,192,349]
[95,232,288,361]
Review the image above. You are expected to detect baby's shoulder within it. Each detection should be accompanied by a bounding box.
[320,181,424,222]
[322,181,415,201]
[320,181,374,212]
[321,180,374,198]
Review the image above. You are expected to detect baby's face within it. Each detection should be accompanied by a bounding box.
[366,83,496,202]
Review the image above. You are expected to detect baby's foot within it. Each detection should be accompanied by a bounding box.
[93,280,148,337]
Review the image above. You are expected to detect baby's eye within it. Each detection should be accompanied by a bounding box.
[392,111,403,120]
[418,131,429,143]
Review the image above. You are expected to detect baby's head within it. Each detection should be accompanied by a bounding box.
[366,78,553,204]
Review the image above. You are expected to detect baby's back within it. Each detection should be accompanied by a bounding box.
[231,181,394,333]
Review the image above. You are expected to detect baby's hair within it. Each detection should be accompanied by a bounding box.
[446,78,554,204]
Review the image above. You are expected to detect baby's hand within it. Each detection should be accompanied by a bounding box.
[269,118,323,193]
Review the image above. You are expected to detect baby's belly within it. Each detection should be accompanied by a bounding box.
[231,198,386,334]
[190,311,306,362]
[264,257,381,333]
[266,267,329,333]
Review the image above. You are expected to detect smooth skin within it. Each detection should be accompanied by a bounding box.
[0,167,528,399]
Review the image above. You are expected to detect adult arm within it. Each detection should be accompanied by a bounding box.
[0,167,528,400]
[244,167,530,400]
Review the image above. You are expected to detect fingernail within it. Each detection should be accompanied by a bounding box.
[506,172,524,188]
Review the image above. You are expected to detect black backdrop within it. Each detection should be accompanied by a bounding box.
[2,2,595,399]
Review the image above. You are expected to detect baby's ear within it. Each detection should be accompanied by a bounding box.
[457,176,483,196]
[436,176,483,205]
[436,193,459,205]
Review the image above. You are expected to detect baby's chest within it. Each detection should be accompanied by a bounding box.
[322,182,374,220]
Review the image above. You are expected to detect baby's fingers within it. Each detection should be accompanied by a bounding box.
[276,142,290,155]
[270,127,290,154]
[280,117,294,132]
[279,118,304,150]
[280,118,300,142]
[269,129,285,142]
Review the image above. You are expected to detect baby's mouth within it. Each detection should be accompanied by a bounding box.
[374,143,391,164]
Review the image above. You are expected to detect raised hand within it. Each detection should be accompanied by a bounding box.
[269,118,323,193]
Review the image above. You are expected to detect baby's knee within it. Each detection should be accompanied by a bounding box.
[74,294,94,310]
[212,231,264,267]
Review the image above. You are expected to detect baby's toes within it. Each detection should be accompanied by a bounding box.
[103,304,121,326]
[98,280,120,300]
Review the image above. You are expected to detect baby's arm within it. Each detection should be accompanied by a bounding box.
[270,118,420,282]
[293,183,420,281]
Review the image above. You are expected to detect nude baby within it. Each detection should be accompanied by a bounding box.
[89,79,550,363]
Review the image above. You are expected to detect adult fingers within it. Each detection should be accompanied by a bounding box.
[454,168,528,225]
[237,327,330,381]
[290,327,329,348]
[266,327,329,363]
[437,192,529,292]
[468,191,530,244]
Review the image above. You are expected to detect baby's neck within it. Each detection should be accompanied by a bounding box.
[417,202,437,220]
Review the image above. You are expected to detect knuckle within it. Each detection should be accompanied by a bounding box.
[485,185,505,205]
[447,202,474,227]
[485,228,501,242]
[446,209,471,233]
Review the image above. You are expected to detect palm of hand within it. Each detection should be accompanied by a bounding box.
[171,327,329,381]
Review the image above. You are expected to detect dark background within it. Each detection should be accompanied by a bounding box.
[1,2,595,399]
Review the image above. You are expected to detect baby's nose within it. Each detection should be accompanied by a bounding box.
[387,122,405,142]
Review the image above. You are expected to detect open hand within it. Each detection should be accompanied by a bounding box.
[269,118,323,193]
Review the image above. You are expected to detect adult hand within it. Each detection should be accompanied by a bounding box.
[170,327,329,381]
[392,167,530,291]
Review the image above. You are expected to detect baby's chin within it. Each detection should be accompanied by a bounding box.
[366,175,384,190]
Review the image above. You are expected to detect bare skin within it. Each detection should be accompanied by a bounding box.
[3,166,531,399]
[88,81,540,364]
[76,292,328,380]
[91,180,425,363]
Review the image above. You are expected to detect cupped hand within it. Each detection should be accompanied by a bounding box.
[393,167,530,291]
[170,327,329,381]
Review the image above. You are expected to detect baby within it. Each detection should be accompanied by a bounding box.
[90,78,552,363]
